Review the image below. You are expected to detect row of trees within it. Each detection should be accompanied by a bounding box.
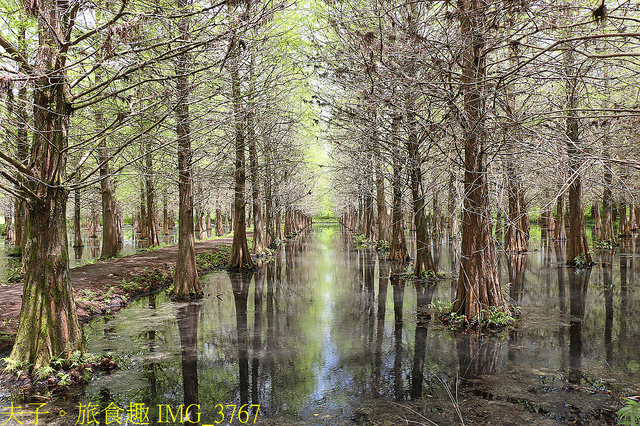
[0,0,316,370]
[319,0,640,319]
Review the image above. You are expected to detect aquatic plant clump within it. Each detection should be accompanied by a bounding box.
[430,300,520,332]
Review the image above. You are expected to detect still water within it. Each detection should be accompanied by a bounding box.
[5,225,640,424]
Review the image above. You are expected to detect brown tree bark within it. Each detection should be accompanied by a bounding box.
[139,185,148,240]
[452,0,508,318]
[374,114,388,242]
[163,194,169,235]
[447,163,459,240]
[593,203,602,240]
[275,203,283,242]
[407,109,436,276]
[389,114,408,261]
[554,195,566,240]
[92,66,120,258]
[495,209,503,242]
[264,159,274,246]
[10,1,85,367]
[145,144,160,246]
[228,24,253,269]
[547,206,555,231]
[504,161,528,253]
[564,43,591,265]
[216,206,224,236]
[619,203,629,237]
[73,188,84,248]
[10,25,29,250]
[247,102,265,254]
[173,0,201,297]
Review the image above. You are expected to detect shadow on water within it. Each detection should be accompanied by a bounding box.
[5,225,639,425]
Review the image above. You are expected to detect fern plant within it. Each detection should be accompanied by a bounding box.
[618,398,640,426]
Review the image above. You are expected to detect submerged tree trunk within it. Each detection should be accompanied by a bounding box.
[564,42,591,265]
[504,161,527,253]
[453,0,508,318]
[447,162,459,239]
[593,203,602,240]
[374,116,388,242]
[228,26,253,269]
[554,195,566,240]
[389,114,408,261]
[619,203,629,237]
[173,0,201,297]
[247,104,264,254]
[407,109,435,276]
[93,70,120,258]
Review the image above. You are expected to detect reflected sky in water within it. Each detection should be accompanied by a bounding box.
[15,225,639,424]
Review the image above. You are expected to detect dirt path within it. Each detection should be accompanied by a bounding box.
[0,235,241,353]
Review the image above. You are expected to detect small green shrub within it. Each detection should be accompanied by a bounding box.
[593,240,612,250]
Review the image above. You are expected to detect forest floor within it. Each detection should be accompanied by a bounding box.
[0,234,246,354]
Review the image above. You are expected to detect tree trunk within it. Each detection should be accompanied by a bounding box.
[546,196,556,232]
[178,303,201,422]
[376,158,388,242]
[264,161,274,247]
[173,0,201,297]
[228,28,253,269]
[593,203,602,240]
[407,110,435,275]
[73,188,84,247]
[554,195,566,240]
[447,164,459,239]
[163,194,169,235]
[247,105,264,254]
[275,205,283,242]
[216,206,224,236]
[389,114,408,261]
[10,6,85,367]
[564,43,590,265]
[139,185,148,240]
[11,25,29,250]
[93,73,120,257]
[453,0,508,318]
[495,209,503,242]
[145,146,160,246]
[619,203,629,237]
[504,161,527,253]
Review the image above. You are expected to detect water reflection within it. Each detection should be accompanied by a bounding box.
[456,334,500,379]
[177,302,201,423]
[229,271,252,406]
[411,284,435,399]
[44,225,638,424]
[568,269,590,384]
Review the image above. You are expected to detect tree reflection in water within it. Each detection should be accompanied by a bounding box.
[568,267,590,384]
[391,265,405,400]
[177,301,202,423]
[229,270,253,406]
[411,284,435,399]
